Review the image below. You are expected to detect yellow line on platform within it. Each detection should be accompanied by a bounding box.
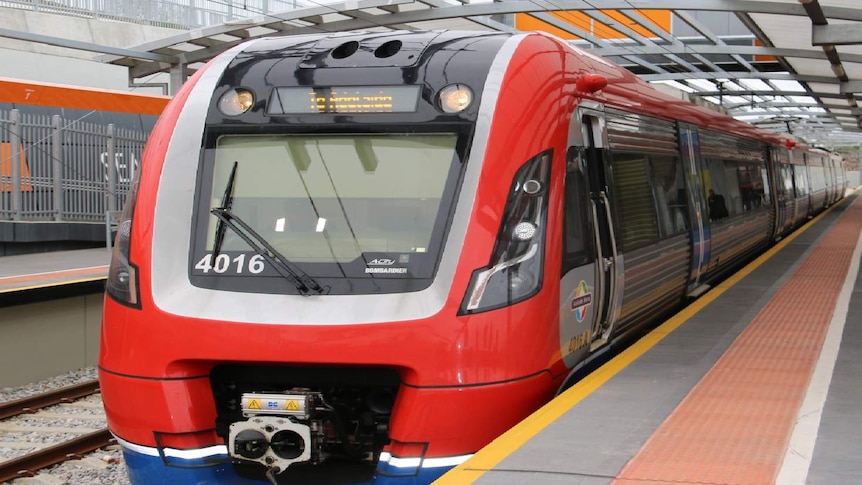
[0,277,107,294]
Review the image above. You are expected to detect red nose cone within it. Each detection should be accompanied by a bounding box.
[577,74,608,93]
[785,139,797,149]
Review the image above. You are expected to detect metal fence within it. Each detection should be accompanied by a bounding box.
[0,108,148,223]
[1,0,306,29]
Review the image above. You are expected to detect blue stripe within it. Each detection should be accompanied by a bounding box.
[120,447,453,485]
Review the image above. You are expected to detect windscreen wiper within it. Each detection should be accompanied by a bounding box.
[212,161,239,259]
[210,207,327,296]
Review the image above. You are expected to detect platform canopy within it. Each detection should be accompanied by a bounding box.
[30,0,862,147]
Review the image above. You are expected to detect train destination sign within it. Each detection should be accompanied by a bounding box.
[269,86,420,114]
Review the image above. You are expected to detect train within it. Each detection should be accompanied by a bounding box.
[98,29,847,485]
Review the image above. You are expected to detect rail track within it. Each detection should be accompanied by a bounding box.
[0,380,114,483]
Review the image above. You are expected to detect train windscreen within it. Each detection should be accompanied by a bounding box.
[190,132,462,293]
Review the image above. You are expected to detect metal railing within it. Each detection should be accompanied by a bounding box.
[0,108,148,223]
[1,0,306,29]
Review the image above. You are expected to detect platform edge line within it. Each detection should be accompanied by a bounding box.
[0,277,107,294]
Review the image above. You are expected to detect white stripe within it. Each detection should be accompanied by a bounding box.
[113,435,228,460]
[384,456,422,468]
[423,455,474,468]
[776,216,862,484]
[116,435,473,468]
[378,452,473,469]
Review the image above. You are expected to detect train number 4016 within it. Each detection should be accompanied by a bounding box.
[194,253,266,274]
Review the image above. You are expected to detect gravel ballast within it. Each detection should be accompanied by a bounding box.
[0,367,130,485]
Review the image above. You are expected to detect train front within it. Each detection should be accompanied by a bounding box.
[99,30,574,485]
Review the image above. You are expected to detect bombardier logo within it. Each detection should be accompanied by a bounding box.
[366,258,406,274]
[365,267,408,274]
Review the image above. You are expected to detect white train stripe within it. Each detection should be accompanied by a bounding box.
[113,434,228,460]
[378,451,473,468]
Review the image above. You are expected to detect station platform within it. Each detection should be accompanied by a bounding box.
[0,247,109,305]
[436,190,862,485]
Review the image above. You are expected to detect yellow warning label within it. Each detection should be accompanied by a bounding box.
[248,399,261,410]
[285,400,300,411]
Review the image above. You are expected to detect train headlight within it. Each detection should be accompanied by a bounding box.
[459,150,551,314]
[513,221,537,241]
[218,88,254,116]
[438,84,473,113]
[522,179,542,195]
[106,173,141,308]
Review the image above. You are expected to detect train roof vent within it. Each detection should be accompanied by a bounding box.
[299,32,439,69]
[331,41,360,60]
[374,40,402,59]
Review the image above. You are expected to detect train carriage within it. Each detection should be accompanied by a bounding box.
[98,30,844,485]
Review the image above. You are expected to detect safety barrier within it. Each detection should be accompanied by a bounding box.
[0,108,148,223]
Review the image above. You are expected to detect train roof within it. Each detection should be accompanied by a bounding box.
[230,30,806,153]
[554,34,803,151]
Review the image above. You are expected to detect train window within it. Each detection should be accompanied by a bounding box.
[793,164,810,196]
[609,152,660,251]
[649,155,688,237]
[704,158,737,219]
[781,164,795,197]
[735,163,769,211]
[810,165,825,193]
[562,150,593,272]
[760,167,771,204]
[704,157,767,220]
[201,133,457,273]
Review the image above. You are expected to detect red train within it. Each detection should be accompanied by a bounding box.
[98,30,846,485]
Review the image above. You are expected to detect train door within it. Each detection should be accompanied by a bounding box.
[678,125,710,296]
[770,147,794,239]
[825,159,835,205]
[769,147,787,241]
[558,103,621,367]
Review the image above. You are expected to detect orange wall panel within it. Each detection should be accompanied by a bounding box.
[0,78,170,116]
[0,143,32,192]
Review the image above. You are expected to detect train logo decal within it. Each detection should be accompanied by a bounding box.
[571,281,593,322]
[366,258,407,274]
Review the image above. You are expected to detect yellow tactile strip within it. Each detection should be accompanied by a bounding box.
[614,200,862,485]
